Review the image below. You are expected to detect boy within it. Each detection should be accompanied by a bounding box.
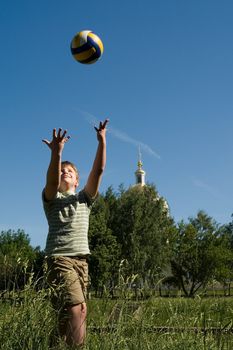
[42,119,108,346]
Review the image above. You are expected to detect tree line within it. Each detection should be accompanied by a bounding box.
[1,184,233,298]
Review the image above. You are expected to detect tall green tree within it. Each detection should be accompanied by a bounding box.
[0,229,38,290]
[215,217,233,292]
[103,185,119,230]
[170,211,233,297]
[88,195,120,296]
[112,184,175,289]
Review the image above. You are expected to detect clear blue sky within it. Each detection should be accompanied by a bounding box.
[1,0,233,249]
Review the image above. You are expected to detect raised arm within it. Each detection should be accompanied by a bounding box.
[85,119,109,198]
[42,128,70,201]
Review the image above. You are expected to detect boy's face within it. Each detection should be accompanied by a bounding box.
[59,165,79,192]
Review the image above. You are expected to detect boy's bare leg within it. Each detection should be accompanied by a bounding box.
[65,303,87,346]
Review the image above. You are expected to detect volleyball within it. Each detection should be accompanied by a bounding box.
[70,30,104,64]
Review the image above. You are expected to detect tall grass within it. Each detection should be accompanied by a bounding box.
[1,282,233,349]
[87,297,233,350]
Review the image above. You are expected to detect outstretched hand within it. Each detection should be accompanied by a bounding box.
[94,119,109,142]
[42,128,70,154]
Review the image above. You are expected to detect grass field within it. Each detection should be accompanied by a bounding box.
[1,285,233,349]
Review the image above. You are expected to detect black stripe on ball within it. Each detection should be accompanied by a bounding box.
[70,42,92,55]
[70,47,99,64]
[78,53,99,64]
[87,36,102,58]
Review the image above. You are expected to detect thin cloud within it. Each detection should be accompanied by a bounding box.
[192,178,221,198]
[108,127,161,159]
[77,109,161,159]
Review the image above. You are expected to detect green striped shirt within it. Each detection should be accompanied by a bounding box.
[43,189,95,256]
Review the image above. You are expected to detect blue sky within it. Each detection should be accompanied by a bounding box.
[1,0,233,249]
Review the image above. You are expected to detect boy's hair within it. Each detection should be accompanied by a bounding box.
[61,161,79,181]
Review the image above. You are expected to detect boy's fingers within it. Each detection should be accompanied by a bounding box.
[64,136,71,142]
[57,128,62,138]
[61,129,68,139]
[42,139,50,146]
[102,119,109,128]
[52,128,57,138]
[95,119,109,132]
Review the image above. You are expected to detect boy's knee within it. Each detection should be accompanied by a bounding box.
[68,302,87,317]
[81,302,87,314]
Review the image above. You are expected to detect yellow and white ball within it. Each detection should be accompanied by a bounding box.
[70,30,104,64]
